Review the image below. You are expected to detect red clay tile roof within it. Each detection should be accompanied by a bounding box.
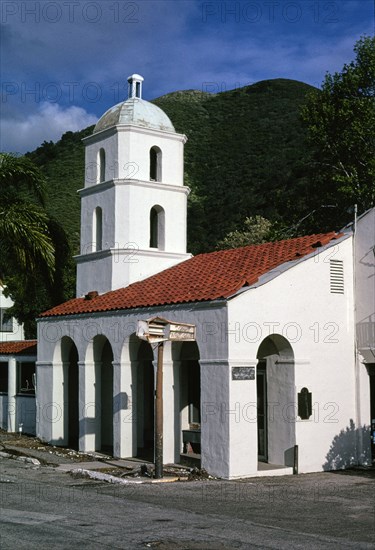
[0,340,37,355]
[40,232,342,318]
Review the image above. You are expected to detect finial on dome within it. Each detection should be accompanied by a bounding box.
[127,74,144,99]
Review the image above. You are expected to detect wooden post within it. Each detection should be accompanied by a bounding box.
[293,444,299,475]
[155,342,164,479]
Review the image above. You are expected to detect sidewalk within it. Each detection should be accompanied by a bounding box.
[0,429,198,483]
[0,429,100,466]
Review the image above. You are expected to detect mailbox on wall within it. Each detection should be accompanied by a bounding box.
[298,387,312,420]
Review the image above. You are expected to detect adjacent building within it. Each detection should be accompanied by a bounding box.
[0,285,36,433]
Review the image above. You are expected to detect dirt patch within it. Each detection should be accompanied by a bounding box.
[0,429,94,462]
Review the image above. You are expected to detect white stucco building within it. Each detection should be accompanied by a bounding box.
[0,340,37,434]
[0,283,24,342]
[0,285,36,435]
[35,75,375,479]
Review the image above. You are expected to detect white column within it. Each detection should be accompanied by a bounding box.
[200,359,232,479]
[7,356,17,432]
[35,361,54,442]
[161,342,177,464]
[79,361,100,452]
[227,360,258,478]
[113,359,137,458]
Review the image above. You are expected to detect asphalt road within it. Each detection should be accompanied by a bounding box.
[1,457,375,549]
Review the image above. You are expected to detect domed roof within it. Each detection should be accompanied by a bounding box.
[93,74,175,134]
[94,98,175,134]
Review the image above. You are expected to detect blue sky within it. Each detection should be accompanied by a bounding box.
[1,0,373,152]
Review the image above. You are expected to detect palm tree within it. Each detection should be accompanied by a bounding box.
[0,153,55,279]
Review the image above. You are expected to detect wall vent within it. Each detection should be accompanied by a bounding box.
[330,259,344,294]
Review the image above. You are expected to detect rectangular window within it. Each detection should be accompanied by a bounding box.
[17,362,36,394]
[0,308,13,332]
[330,259,344,294]
[0,362,8,393]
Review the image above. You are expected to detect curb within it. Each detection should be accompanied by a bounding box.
[0,450,41,465]
[69,468,180,485]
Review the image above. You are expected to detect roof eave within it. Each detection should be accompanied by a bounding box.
[227,232,351,301]
[37,298,228,321]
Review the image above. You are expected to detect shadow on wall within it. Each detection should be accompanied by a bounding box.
[323,419,371,471]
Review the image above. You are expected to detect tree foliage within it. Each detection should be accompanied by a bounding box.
[216,216,272,249]
[154,79,315,253]
[0,153,55,278]
[0,153,76,338]
[4,218,75,338]
[300,36,375,222]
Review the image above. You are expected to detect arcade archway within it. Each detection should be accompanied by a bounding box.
[256,334,295,467]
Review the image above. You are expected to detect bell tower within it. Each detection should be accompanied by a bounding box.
[75,74,191,297]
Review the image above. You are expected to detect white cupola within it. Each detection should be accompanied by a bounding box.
[75,74,191,297]
[127,73,143,99]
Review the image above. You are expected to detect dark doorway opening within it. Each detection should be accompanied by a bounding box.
[100,339,114,455]
[137,341,155,462]
[257,360,267,462]
[68,345,79,449]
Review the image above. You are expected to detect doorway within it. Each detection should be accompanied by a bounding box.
[60,337,79,450]
[176,341,201,465]
[257,361,267,462]
[136,341,155,461]
[256,334,295,467]
[100,339,114,454]
[68,345,79,449]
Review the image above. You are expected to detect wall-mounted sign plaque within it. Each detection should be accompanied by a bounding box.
[231,367,255,380]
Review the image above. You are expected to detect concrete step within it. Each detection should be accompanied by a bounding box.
[180,453,201,468]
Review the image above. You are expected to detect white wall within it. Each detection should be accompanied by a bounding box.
[227,236,357,475]
[79,180,189,256]
[353,208,375,464]
[75,248,191,297]
[0,286,24,342]
[84,131,119,185]
[79,185,117,254]
[84,126,185,188]
[355,208,375,360]
[117,127,185,186]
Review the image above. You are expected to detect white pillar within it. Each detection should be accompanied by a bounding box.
[36,361,54,442]
[113,360,137,458]
[161,342,177,464]
[200,359,232,479]
[227,360,258,478]
[7,356,17,432]
[79,361,100,452]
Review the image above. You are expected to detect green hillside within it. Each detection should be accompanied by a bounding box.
[26,78,316,256]
[154,78,316,251]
